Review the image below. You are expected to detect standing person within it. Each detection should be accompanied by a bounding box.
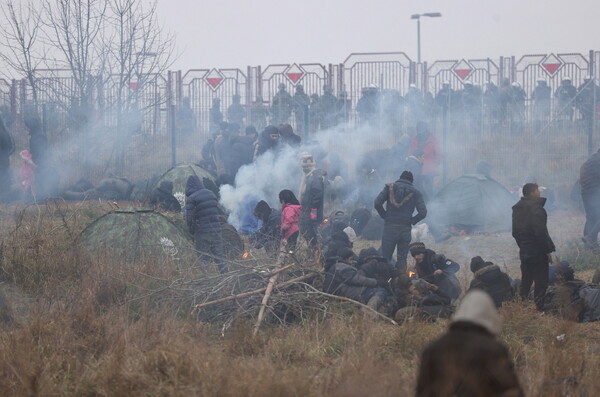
[298,153,326,249]
[407,122,441,200]
[279,189,302,254]
[18,150,36,198]
[512,183,555,310]
[374,171,427,272]
[580,149,600,250]
[271,83,293,125]
[416,290,523,397]
[185,175,227,273]
[209,98,223,133]
[227,94,245,126]
[0,115,15,197]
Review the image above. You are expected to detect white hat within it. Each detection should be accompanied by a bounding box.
[452,290,501,335]
[343,226,357,243]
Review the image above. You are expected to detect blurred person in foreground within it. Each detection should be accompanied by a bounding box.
[580,148,600,251]
[512,183,555,311]
[417,290,523,397]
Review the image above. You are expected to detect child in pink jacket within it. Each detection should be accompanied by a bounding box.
[279,189,302,251]
[19,150,35,196]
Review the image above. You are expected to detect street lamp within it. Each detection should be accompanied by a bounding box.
[410,12,442,64]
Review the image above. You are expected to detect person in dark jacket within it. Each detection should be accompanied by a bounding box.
[580,149,600,250]
[417,290,523,397]
[323,248,389,309]
[252,200,282,255]
[148,181,182,213]
[468,256,514,308]
[0,115,15,197]
[298,152,326,248]
[374,171,427,272]
[512,183,555,310]
[185,175,226,273]
[409,242,461,300]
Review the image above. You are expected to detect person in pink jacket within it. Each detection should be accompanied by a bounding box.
[18,150,35,196]
[279,189,302,252]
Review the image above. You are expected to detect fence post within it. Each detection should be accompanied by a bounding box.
[171,104,177,166]
[10,79,17,117]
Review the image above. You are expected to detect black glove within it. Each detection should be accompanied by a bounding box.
[376,279,388,288]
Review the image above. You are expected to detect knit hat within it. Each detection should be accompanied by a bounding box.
[358,247,384,264]
[409,242,426,256]
[400,171,414,183]
[300,152,315,169]
[343,226,357,243]
[452,290,501,336]
[470,256,489,273]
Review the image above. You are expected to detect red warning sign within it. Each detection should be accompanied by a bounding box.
[284,64,304,85]
[205,69,225,90]
[453,60,473,80]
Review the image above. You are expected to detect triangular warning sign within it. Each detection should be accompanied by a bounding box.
[541,54,562,76]
[284,64,304,85]
[453,60,473,80]
[205,69,225,91]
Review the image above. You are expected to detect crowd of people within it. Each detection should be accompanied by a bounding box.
[175,77,600,140]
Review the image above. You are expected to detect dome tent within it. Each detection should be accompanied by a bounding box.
[155,163,218,198]
[428,174,514,241]
[78,207,198,264]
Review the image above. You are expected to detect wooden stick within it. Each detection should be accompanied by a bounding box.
[192,273,317,311]
[253,264,282,336]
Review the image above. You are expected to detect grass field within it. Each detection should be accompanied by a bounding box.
[0,201,599,396]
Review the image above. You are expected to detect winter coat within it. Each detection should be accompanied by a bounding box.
[580,151,600,194]
[185,175,222,235]
[416,250,461,300]
[253,209,281,253]
[19,163,35,193]
[281,203,301,240]
[468,265,514,308]
[229,135,255,175]
[323,260,377,302]
[512,197,555,258]
[374,178,427,226]
[148,184,182,213]
[299,168,326,223]
[408,134,442,176]
[544,280,586,322]
[417,321,523,397]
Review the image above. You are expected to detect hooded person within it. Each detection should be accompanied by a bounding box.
[279,189,302,252]
[254,125,281,160]
[148,181,182,213]
[468,256,514,308]
[409,242,461,300]
[185,175,226,273]
[416,290,523,397]
[407,122,441,199]
[252,200,282,254]
[323,248,390,310]
[298,152,326,248]
[374,170,427,272]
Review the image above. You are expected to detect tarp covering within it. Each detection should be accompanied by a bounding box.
[428,174,514,237]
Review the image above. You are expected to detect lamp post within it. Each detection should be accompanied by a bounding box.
[410,12,442,64]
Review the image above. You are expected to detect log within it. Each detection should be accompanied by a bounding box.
[253,264,282,336]
[192,273,317,311]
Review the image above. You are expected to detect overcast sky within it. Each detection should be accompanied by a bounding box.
[156,0,599,71]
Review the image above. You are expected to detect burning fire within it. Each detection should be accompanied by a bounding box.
[408,271,416,278]
[242,252,250,259]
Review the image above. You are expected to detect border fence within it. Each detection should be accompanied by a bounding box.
[2,50,600,187]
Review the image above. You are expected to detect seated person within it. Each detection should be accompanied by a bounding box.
[468,256,514,308]
[409,242,462,300]
[148,181,182,212]
[544,262,586,321]
[357,247,398,280]
[393,275,453,322]
[252,200,281,254]
[323,248,389,310]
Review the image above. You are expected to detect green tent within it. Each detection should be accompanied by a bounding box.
[78,207,198,264]
[428,174,515,238]
[78,207,245,264]
[155,163,218,198]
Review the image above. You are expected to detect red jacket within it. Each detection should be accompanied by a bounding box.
[408,134,442,176]
[281,203,302,240]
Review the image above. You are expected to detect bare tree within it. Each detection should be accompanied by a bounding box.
[42,0,107,129]
[0,0,44,109]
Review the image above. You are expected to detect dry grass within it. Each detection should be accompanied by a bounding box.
[0,202,599,396]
